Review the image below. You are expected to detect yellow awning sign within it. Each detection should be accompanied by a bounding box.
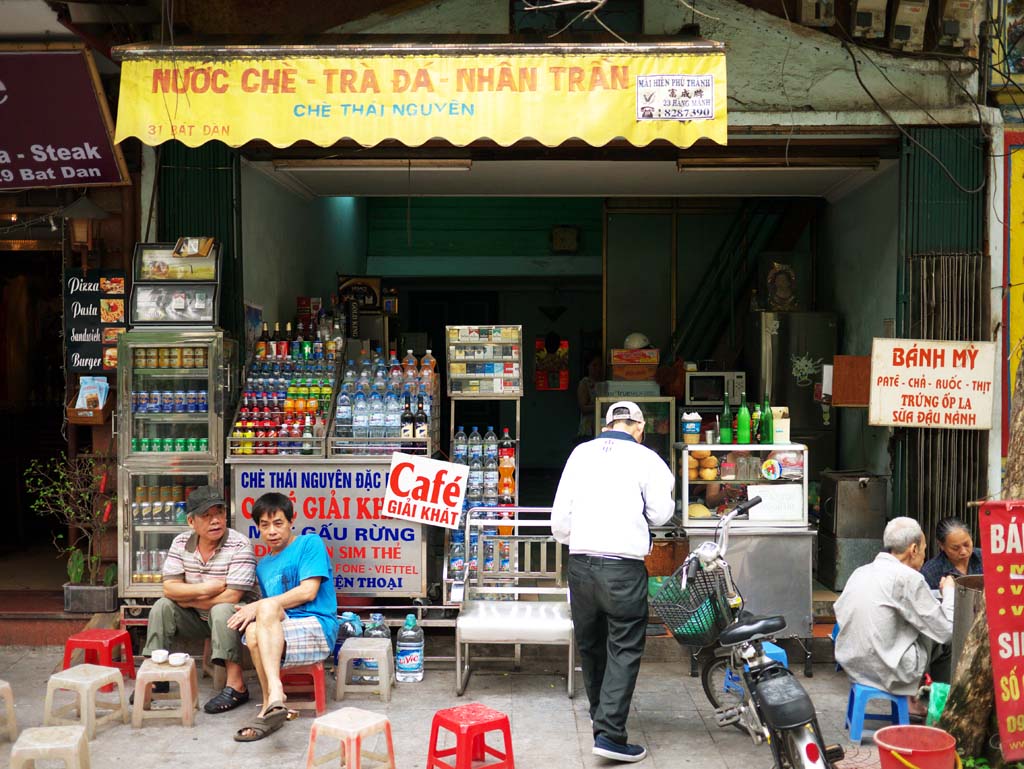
[114,52,727,148]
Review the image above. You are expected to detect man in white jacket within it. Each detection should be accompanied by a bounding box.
[552,401,675,763]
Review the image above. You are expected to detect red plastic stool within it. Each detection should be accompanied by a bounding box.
[427,702,514,769]
[63,629,135,692]
[281,661,327,716]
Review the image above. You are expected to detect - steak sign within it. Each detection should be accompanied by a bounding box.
[382,453,467,530]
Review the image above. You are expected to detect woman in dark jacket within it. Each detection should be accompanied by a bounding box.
[920,517,983,590]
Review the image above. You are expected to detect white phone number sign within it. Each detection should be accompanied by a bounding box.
[868,338,995,430]
[636,75,715,121]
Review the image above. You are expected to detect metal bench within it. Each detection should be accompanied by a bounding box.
[454,507,574,698]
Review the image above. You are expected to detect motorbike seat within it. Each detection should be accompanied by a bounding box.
[718,614,787,646]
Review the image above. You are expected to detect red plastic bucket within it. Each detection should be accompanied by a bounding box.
[874,725,959,769]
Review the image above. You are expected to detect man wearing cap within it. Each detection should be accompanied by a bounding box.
[553,401,675,763]
[141,485,257,714]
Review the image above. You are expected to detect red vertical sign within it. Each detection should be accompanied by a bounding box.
[980,500,1024,761]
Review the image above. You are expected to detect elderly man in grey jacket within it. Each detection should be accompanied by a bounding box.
[834,517,956,701]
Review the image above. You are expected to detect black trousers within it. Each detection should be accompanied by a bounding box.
[568,554,648,745]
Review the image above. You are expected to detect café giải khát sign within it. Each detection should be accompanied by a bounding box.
[0,48,128,190]
[868,338,995,430]
[231,462,426,598]
[112,48,727,149]
[382,453,468,531]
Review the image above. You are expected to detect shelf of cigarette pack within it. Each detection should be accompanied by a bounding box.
[448,355,520,362]
[133,412,209,421]
[448,374,522,381]
[328,436,434,458]
[133,368,210,378]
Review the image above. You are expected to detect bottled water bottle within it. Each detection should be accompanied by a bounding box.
[468,426,482,459]
[468,455,483,507]
[360,613,391,683]
[483,455,499,508]
[448,532,466,575]
[395,613,424,682]
[453,426,468,462]
[332,611,363,666]
[368,393,385,447]
[385,392,402,443]
[343,360,357,386]
[352,392,369,450]
[372,370,388,396]
[335,385,352,439]
[389,356,404,391]
[483,426,498,459]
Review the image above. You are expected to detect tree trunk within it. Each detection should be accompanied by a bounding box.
[939,591,992,758]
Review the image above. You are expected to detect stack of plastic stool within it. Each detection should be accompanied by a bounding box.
[304,706,396,769]
[62,629,136,690]
[845,682,910,742]
[336,639,394,703]
[43,663,128,739]
[0,679,17,741]
[10,725,90,769]
[427,702,514,769]
[131,657,199,728]
[282,661,328,716]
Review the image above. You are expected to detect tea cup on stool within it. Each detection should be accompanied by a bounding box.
[151,649,170,664]
[168,652,189,667]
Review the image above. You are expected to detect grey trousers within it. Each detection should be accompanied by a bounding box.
[568,554,648,746]
[142,597,243,666]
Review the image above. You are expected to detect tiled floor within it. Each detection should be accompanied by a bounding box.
[0,645,882,769]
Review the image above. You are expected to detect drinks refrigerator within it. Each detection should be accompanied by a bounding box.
[116,329,233,598]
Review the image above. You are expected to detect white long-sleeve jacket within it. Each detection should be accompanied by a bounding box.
[551,430,675,560]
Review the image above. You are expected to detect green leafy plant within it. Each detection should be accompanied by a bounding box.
[24,452,116,586]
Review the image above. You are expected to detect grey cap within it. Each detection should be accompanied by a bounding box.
[186,485,225,518]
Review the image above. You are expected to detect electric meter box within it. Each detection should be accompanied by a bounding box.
[888,0,929,52]
[851,0,887,37]
[938,0,979,51]
[797,0,836,26]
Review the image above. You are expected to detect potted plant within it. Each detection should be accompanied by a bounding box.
[24,451,118,613]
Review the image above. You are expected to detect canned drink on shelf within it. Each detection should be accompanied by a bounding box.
[133,485,145,503]
[186,437,198,452]
[198,438,209,452]
[301,340,313,359]
[133,348,146,368]
[160,486,172,502]
[157,550,169,570]
[175,501,187,524]
[194,347,208,368]
[148,549,160,573]
[185,391,198,412]
[157,348,171,368]
[136,550,148,573]
[130,437,139,452]
[171,485,184,502]
[130,502,140,523]
[145,349,158,369]
[161,437,174,452]
[168,347,183,368]
[173,437,186,452]
[140,501,153,524]
[160,391,174,413]
[173,391,186,413]
[139,437,152,452]
[197,391,208,412]
[148,391,161,413]
[182,347,195,368]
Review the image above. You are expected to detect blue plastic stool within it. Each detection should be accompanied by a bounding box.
[722,642,789,697]
[845,682,910,742]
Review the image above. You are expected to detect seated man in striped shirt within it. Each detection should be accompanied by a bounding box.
[142,485,258,714]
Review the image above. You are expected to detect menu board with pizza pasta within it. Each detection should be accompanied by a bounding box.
[64,268,127,373]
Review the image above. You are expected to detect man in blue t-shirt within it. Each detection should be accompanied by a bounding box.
[228,492,339,741]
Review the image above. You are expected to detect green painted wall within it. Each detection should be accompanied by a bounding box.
[821,165,899,479]
[366,198,603,276]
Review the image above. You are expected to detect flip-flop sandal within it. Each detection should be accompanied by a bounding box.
[261,702,291,725]
[233,714,284,742]
[204,686,250,714]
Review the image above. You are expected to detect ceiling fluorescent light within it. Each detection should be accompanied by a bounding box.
[274,159,472,172]
[677,157,879,171]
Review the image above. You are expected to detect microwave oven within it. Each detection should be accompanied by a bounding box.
[684,371,746,408]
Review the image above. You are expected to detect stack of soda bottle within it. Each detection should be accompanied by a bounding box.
[332,348,437,455]
[229,320,341,456]
[449,425,517,597]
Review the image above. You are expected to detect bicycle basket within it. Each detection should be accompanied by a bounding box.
[651,563,733,647]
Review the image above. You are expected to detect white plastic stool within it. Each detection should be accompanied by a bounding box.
[0,678,17,741]
[43,664,128,739]
[304,707,396,769]
[10,725,90,769]
[335,639,394,703]
[131,658,199,728]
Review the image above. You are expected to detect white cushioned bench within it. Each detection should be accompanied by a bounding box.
[454,509,574,698]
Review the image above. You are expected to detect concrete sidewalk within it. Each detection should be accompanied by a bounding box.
[0,645,881,768]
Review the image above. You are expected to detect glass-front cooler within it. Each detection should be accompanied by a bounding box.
[118,466,222,597]
[117,329,227,465]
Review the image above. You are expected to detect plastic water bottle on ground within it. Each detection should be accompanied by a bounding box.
[360,613,390,683]
[333,611,363,666]
[395,613,425,682]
